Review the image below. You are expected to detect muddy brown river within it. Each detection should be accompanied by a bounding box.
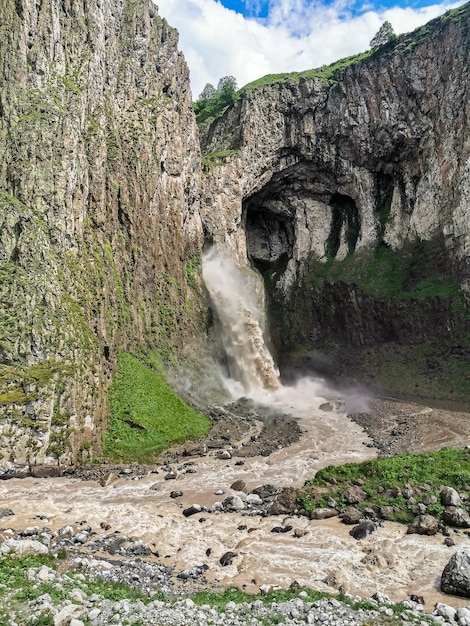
[2,387,470,612]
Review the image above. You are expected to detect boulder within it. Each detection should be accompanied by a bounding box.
[457,607,470,626]
[441,548,470,597]
[251,484,279,499]
[246,493,262,506]
[406,514,439,536]
[231,479,246,492]
[53,604,87,626]
[267,501,289,515]
[378,506,397,521]
[220,551,237,566]
[440,486,461,507]
[0,539,48,556]
[215,450,232,460]
[433,602,457,621]
[343,485,367,504]
[182,504,202,517]
[341,507,363,525]
[442,507,470,528]
[222,495,245,511]
[309,508,337,520]
[275,488,298,512]
[271,525,293,533]
[349,521,377,540]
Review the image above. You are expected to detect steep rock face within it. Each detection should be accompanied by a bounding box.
[0,0,204,469]
[200,6,470,384]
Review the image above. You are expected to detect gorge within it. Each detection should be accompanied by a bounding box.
[0,0,469,470]
[1,0,470,621]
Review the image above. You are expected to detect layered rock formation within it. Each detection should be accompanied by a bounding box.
[1,0,469,470]
[0,0,204,468]
[200,5,470,394]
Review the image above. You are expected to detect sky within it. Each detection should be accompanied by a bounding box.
[156,0,466,99]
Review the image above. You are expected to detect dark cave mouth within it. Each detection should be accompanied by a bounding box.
[244,206,294,276]
[244,188,360,284]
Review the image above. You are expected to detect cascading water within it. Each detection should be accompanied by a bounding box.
[202,246,370,425]
[202,247,280,397]
[201,247,378,536]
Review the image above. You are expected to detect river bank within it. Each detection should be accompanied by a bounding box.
[2,393,470,616]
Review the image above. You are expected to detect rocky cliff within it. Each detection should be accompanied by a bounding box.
[1,0,469,471]
[200,4,470,399]
[0,0,205,469]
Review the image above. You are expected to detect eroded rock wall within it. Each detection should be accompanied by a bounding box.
[200,6,470,379]
[0,0,204,469]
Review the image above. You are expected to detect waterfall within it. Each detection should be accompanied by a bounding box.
[201,248,373,469]
[202,248,280,396]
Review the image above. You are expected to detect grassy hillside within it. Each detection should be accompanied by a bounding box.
[104,352,211,463]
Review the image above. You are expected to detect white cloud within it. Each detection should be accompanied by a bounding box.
[156,0,465,99]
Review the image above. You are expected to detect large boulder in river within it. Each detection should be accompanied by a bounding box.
[441,548,470,597]
[442,507,470,528]
[349,521,377,540]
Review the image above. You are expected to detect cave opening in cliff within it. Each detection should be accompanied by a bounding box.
[326,193,360,258]
[243,198,294,279]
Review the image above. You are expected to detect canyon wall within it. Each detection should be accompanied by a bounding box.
[0,0,205,469]
[1,0,469,470]
[200,5,470,397]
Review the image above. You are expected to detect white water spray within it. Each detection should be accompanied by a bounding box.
[202,248,280,395]
[202,247,370,422]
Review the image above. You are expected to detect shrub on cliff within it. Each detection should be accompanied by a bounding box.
[370,21,396,48]
[194,76,238,124]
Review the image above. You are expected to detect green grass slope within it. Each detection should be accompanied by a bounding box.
[104,352,210,463]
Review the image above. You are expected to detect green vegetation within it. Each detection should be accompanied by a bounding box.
[105,352,210,462]
[370,21,396,48]
[356,337,470,402]
[192,586,328,610]
[0,555,427,625]
[396,1,469,53]
[184,251,202,289]
[241,50,376,93]
[306,240,463,301]
[0,360,70,408]
[0,553,168,624]
[194,76,239,124]
[191,586,425,624]
[194,0,469,131]
[201,149,238,168]
[297,447,470,523]
[275,237,469,402]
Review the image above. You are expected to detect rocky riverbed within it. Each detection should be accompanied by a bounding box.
[2,393,470,625]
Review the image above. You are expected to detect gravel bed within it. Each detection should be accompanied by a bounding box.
[4,564,440,626]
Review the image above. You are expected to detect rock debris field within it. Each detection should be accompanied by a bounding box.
[2,396,470,625]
